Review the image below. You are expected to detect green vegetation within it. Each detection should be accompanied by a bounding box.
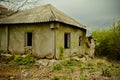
[80,76,89,80]
[53,76,59,80]
[92,20,120,60]
[0,53,120,80]
[62,76,67,80]
[102,67,111,77]
[14,53,35,66]
[54,64,62,71]
[59,47,65,59]
[0,50,9,54]
[62,58,82,67]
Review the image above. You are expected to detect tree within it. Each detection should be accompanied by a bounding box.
[0,0,43,18]
[0,0,42,10]
[92,20,120,60]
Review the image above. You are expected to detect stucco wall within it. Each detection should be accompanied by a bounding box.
[0,22,86,59]
[0,25,8,50]
[9,23,55,58]
[55,23,86,59]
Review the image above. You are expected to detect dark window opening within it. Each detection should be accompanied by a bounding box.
[27,32,32,46]
[64,33,70,49]
[0,33,1,48]
[79,36,82,46]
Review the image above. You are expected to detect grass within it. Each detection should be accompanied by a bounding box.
[80,76,89,80]
[61,58,82,67]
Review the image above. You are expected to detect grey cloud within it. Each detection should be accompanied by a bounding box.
[1,0,120,34]
[36,0,120,35]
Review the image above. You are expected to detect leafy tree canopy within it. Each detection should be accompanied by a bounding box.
[92,20,120,61]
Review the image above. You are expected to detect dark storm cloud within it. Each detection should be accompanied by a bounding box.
[41,0,120,28]
[39,0,120,35]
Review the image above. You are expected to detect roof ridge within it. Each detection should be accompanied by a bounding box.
[48,4,57,21]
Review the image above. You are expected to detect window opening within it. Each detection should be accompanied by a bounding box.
[64,33,70,49]
[79,36,82,46]
[26,32,32,46]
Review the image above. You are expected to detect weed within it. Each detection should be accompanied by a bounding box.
[87,62,94,67]
[23,53,35,66]
[59,47,64,59]
[62,58,81,67]
[87,62,96,73]
[69,66,74,73]
[60,47,64,53]
[14,55,23,65]
[80,76,89,80]
[62,76,67,80]
[1,50,9,54]
[54,64,62,71]
[53,76,59,80]
[80,68,84,74]
[89,67,96,73]
[14,54,35,67]
[101,67,111,77]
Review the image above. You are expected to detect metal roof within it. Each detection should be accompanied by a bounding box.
[0,4,86,29]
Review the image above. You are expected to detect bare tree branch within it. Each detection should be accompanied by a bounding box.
[16,0,28,10]
[0,0,42,10]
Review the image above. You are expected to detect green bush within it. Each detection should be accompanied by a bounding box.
[54,64,62,71]
[92,20,120,60]
[53,76,59,80]
[14,54,35,66]
[23,53,35,65]
[14,55,23,65]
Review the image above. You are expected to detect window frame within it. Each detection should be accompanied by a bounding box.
[64,33,71,49]
[25,32,33,47]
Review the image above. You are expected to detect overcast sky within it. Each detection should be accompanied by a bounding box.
[1,0,120,35]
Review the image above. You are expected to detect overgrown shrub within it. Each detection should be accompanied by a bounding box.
[92,20,120,60]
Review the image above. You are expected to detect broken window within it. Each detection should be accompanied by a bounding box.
[79,36,82,46]
[26,32,32,46]
[64,33,70,49]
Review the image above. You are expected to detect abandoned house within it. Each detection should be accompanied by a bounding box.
[0,4,86,59]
